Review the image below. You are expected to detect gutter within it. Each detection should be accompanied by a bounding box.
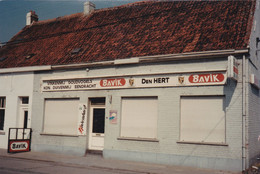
[52,49,249,70]
[52,60,114,70]
[139,49,249,62]
[0,49,249,73]
[0,65,51,74]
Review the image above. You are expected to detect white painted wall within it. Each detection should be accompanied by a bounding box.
[0,73,34,149]
[247,0,260,166]
[30,57,244,170]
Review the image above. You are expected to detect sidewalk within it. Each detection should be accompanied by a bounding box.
[0,148,238,174]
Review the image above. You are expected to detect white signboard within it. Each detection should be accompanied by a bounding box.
[228,55,239,81]
[250,74,260,89]
[42,71,227,92]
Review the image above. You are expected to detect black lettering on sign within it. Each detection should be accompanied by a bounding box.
[154,77,169,83]
[142,78,153,84]
[47,80,65,85]
[12,143,26,149]
[44,86,51,90]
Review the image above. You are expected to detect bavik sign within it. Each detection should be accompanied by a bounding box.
[8,128,32,153]
[100,78,126,87]
[8,140,30,153]
[42,71,227,92]
[188,73,225,84]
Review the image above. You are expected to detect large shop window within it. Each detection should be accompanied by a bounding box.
[0,97,6,131]
[43,98,79,135]
[120,97,158,139]
[180,96,225,144]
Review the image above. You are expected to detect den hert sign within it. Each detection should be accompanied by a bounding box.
[42,71,227,92]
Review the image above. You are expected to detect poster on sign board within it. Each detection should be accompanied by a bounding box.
[78,104,87,135]
[109,110,117,124]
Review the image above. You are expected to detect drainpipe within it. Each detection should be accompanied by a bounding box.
[242,55,247,171]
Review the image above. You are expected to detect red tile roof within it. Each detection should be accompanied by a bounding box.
[0,0,256,68]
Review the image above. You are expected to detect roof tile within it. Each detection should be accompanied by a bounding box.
[0,0,256,68]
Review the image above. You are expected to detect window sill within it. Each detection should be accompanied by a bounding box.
[117,137,159,142]
[0,131,5,135]
[40,133,79,137]
[177,141,228,146]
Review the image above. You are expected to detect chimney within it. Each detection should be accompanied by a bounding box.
[84,1,95,15]
[26,11,38,25]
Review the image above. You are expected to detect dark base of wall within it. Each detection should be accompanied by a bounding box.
[32,144,85,156]
[103,149,242,172]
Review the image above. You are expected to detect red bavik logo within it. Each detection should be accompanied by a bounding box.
[188,73,225,83]
[100,78,126,87]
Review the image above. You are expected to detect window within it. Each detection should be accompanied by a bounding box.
[18,97,30,128]
[21,97,29,104]
[120,97,158,139]
[43,98,79,135]
[180,96,225,143]
[0,97,6,130]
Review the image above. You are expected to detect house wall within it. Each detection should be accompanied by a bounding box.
[248,0,260,67]
[247,0,260,167]
[31,57,243,171]
[247,60,260,167]
[104,58,244,172]
[0,72,34,149]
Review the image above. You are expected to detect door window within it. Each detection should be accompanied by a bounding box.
[88,97,106,151]
[0,97,6,131]
[23,110,28,129]
[92,108,105,134]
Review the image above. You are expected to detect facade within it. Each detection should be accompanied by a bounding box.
[0,0,260,172]
[0,72,33,148]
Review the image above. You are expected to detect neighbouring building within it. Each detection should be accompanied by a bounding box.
[0,0,260,172]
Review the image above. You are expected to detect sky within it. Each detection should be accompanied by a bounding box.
[0,0,139,44]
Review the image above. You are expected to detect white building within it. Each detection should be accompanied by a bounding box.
[0,0,260,172]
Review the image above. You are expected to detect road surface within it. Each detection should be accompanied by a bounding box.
[0,156,141,174]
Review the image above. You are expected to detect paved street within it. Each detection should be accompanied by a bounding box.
[0,149,239,174]
[0,156,141,174]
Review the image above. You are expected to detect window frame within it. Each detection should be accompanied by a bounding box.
[42,98,80,136]
[119,96,159,141]
[179,95,226,145]
[0,97,6,131]
[20,97,29,105]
